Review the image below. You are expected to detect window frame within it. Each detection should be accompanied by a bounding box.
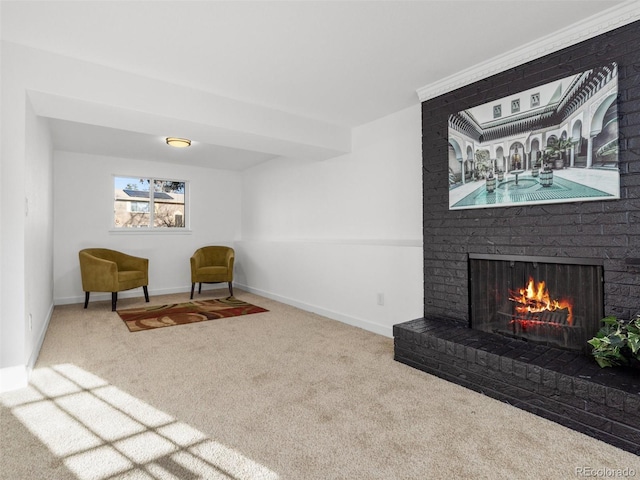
[112,175,191,233]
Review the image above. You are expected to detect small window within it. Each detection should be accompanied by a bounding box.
[128,201,150,213]
[511,99,520,113]
[493,105,502,118]
[114,176,187,229]
[531,93,540,107]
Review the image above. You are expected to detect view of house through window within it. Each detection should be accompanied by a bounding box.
[114,176,187,229]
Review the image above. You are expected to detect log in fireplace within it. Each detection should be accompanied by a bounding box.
[468,254,604,353]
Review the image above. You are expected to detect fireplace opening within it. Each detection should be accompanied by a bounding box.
[468,254,604,353]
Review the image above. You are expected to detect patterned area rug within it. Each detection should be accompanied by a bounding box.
[117,297,268,332]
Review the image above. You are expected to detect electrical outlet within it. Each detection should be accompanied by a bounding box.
[377,293,385,306]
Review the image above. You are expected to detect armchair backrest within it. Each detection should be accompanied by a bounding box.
[80,248,121,265]
[190,246,235,278]
[79,248,149,292]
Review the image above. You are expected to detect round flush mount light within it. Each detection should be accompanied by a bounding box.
[166,137,191,148]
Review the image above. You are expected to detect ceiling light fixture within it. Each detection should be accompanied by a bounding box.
[166,137,191,148]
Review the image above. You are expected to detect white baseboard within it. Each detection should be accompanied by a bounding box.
[28,303,55,371]
[0,365,28,393]
[1,302,55,394]
[54,285,229,306]
[235,282,393,338]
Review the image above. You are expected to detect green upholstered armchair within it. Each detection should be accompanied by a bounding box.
[79,248,149,311]
[190,246,234,299]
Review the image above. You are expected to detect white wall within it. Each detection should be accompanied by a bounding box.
[0,70,54,391]
[53,151,242,305]
[1,41,29,389]
[25,99,54,372]
[237,105,424,336]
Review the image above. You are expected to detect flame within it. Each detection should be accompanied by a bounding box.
[509,277,573,325]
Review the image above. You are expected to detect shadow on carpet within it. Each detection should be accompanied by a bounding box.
[117,297,268,332]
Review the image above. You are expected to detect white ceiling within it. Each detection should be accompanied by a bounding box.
[1,0,628,169]
[47,119,277,170]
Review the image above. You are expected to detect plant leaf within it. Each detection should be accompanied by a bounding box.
[587,338,603,349]
[602,316,619,326]
[608,335,625,348]
[627,332,640,354]
[594,356,614,368]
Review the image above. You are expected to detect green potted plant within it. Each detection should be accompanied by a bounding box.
[544,137,577,170]
[474,149,491,180]
[587,314,640,368]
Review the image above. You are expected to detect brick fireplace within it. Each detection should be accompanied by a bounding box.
[394,20,640,454]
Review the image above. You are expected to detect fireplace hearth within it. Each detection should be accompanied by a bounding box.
[394,254,640,454]
[393,317,640,455]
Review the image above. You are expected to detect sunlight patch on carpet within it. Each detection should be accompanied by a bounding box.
[0,363,279,480]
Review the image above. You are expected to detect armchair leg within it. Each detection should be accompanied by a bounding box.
[228,282,233,297]
[112,292,117,312]
[143,285,149,303]
[84,292,90,309]
[198,283,202,294]
[190,283,195,299]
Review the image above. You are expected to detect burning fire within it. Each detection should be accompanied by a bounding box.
[509,277,574,325]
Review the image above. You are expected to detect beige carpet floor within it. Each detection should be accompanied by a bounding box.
[1,290,639,480]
